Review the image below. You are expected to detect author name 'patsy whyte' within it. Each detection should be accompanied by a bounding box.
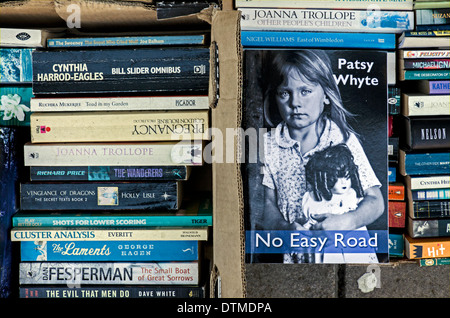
[246,230,388,254]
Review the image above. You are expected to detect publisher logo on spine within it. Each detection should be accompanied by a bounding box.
[194,65,206,74]
[36,126,51,134]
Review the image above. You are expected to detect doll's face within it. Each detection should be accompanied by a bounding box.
[331,176,352,195]
[275,68,329,132]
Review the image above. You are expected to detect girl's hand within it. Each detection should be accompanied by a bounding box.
[310,213,355,231]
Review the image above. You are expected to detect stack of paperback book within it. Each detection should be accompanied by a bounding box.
[10,30,213,299]
[397,3,450,263]
[239,0,406,264]
[0,27,61,298]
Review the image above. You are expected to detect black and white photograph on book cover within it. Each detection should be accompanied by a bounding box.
[243,49,389,264]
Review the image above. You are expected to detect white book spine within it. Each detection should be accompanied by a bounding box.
[403,94,450,116]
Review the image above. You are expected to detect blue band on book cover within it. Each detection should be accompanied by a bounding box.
[20,240,200,261]
[243,49,389,264]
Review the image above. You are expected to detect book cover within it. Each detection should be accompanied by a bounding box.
[47,34,206,48]
[19,285,205,298]
[20,240,201,262]
[30,110,209,143]
[407,217,450,238]
[401,49,450,59]
[419,257,450,266]
[402,93,450,116]
[19,181,181,211]
[399,149,450,176]
[0,28,64,47]
[241,31,396,49]
[29,165,192,181]
[389,233,404,257]
[410,199,450,218]
[12,195,212,227]
[0,86,32,126]
[32,48,209,94]
[30,95,210,112]
[401,115,450,150]
[389,183,405,200]
[23,141,204,167]
[0,127,30,298]
[18,262,199,285]
[235,0,414,10]
[0,48,33,83]
[411,188,450,200]
[410,80,450,94]
[416,8,450,25]
[11,227,209,242]
[405,234,450,259]
[239,8,414,33]
[243,49,389,264]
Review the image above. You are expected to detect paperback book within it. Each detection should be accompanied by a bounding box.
[18,262,200,285]
[30,95,210,112]
[19,285,206,298]
[243,49,389,264]
[0,27,64,47]
[401,115,450,150]
[234,0,414,10]
[399,149,450,175]
[239,8,414,33]
[19,240,201,262]
[32,47,210,94]
[409,199,450,218]
[398,30,450,48]
[405,234,450,259]
[0,48,33,83]
[19,181,182,211]
[29,110,209,143]
[23,141,204,167]
[408,217,450,238]
[409,80,450,94]
[401,92,450,115]
[0,86,32,126]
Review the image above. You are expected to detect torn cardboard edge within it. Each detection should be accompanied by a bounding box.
[210,9,246,298]
[0,0,217,30]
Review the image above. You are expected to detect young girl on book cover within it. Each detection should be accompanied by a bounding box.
[260,49,384,263]
[302,143,379,263]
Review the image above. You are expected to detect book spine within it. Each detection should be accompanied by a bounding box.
[388,233,404,257]
[412,199,450,218]
[19,285,206,299]
[234,0,414,10]
[405,235,450,259]
[389,184,405,200]
[32,48,209,94]
[388,201,406,228]
[419,258,450,266]
[0,28,45,47]
[0,86,33,126]
[401,58,450,70]
[402,94,450,116]
[240,31,396,49]
[19,181,181,211]
[23,141,204,166]
[408,175,450,190]
[30,110,209,143]
[402,50,450,58]
[400,150,450,176]
[411,188,450,200]
[47,35,206,48]
[402,70,450,80]
[403,30,450,37]
[416,8,450,25]
[11,227,209,242]
[239,8,414,33]
[20,240,200,262]
[19,285,205,298]
[19,262,199,285]
[408,218,450,237]
[0,48,33,83]
[416,24,450,31]
[29,165,191,181]
[425,80,450,94]
[30,95,209,112]
[403,116,450,150]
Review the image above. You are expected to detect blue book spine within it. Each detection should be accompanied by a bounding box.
[32,47,209,94]
[47,35,206,48]
[241,31,396,49]
[412,189,450,200]
[404,152,450,175]
[20,240,200,262]
[0,48,33,83]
